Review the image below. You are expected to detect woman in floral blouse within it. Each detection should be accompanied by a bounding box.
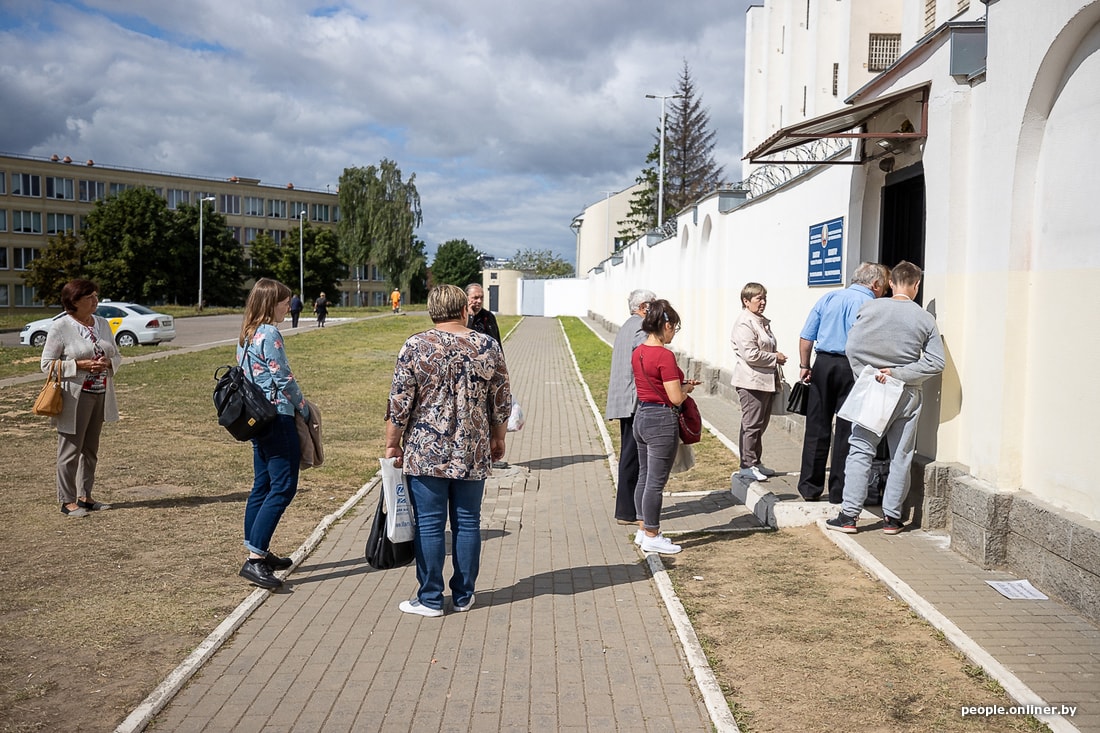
[236,278,310,591]
[386,284,511,617]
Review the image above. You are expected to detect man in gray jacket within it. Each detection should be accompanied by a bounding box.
[826,261,945,535]
[605,289,655,523]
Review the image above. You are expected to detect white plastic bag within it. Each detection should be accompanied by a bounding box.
[836,365,904,438]
[379,457,415,543]
[507,400,526,432]
[670,442,695,474]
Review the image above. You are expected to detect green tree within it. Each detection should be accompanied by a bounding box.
[245,231,283,283]
[508,248,574,278]
[618,142,659,243]
[168,201,247,306]
[81,187,177,302]
[303,226,344,300]
[665,60,725,215]
[23,231,84,305]
[338,159,423,295]
[431,239,482,287]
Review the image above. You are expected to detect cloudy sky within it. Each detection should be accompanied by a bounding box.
[0,0,756,266]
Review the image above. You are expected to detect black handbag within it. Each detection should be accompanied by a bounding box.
[787,380,809,416]
[365,493,415,570]
[212,350,278,441]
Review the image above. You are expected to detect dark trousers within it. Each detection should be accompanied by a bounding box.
[615,416,640,522]
[798,352,854,502]
[291,311,301,328]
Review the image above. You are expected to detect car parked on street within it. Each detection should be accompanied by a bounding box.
[20,301,176,348]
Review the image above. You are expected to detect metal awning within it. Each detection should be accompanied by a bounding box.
[744,82,930,165]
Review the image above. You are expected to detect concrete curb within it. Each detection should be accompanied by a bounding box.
[113,477,379,733]
[818,524,1081,733]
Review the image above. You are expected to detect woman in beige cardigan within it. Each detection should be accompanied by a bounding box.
[40,279,122,517]
[730,282,786,482]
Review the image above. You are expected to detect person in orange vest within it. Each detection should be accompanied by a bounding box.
[391,288,401,313]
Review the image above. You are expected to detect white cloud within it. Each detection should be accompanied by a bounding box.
[0,0,755,263]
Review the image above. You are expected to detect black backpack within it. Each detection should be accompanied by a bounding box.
[213,351,277,441]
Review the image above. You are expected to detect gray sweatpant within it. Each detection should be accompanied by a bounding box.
[841,385,922,520]
[56,392,105,505]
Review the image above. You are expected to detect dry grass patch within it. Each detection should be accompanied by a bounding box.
[666,527,1049,733]
[0,315,455,732]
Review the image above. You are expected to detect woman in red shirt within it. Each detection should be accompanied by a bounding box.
[630,300,698,555]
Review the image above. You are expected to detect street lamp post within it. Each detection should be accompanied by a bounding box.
[298,209,307,298]
[198,195,216,310]
[645,93,684,228]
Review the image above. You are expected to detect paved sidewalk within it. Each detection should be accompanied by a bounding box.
[147,317,721,732]
[583,316,1099,733]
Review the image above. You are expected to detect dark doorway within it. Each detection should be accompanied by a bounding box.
[488,284,500,312]
[880,162,926,303]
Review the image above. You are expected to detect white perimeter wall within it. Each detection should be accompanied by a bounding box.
[587,0,1100,522]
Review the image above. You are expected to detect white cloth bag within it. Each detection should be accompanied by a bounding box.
[379,457,415,543]
[836,365,904,438]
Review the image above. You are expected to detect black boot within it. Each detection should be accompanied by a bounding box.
[239,558,283,589]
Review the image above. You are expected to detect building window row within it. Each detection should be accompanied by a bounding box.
[3,172,336,221]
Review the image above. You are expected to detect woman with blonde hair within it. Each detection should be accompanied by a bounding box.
[386,284,511,616]
[730,282,787,482]
[237,278,310,590]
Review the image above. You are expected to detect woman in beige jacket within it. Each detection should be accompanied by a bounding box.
[730,282,786,482]
[40,279,122,517]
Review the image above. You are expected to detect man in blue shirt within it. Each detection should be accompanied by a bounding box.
[796,262,888,502]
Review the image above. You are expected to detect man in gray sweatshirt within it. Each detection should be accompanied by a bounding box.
[826,261,945,535]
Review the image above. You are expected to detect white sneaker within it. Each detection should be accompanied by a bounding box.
[634,529,645,546]
[739,466,769,482]
[399,599,444,618]
[454,594,475,612]
[640,533,682,555]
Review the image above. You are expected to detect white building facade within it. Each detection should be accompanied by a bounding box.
[585,0,1100,621]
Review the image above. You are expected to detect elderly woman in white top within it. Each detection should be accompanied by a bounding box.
[40,279,122,518]
[730,282,786,482]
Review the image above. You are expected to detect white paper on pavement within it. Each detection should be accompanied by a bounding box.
[985,579,1049,600]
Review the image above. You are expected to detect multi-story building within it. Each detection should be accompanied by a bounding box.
[0,152,392,308]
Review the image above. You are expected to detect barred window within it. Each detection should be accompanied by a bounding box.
[924,0,937,34]
[832,63,839,96]
[868,34,902,72]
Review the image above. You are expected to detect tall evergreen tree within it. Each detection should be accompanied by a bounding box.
[618,143,659,244]
[665,61,724,215]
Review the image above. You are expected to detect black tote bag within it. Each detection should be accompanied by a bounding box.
[365,493,415,570]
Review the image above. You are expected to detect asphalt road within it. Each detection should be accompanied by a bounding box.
[1,314,289,348]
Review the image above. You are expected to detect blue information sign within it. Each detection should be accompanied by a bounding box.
[808,217,844,286]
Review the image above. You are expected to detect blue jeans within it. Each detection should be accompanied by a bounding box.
[407,475,484,611]
[244,415,300,555]
[633,403,679,531]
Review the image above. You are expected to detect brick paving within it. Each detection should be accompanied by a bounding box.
[149,317,716,732]
[141,313,1100,732]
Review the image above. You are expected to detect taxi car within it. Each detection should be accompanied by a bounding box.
[20,301,176,348]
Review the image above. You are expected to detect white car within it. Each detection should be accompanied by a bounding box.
[21,301,176,348]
